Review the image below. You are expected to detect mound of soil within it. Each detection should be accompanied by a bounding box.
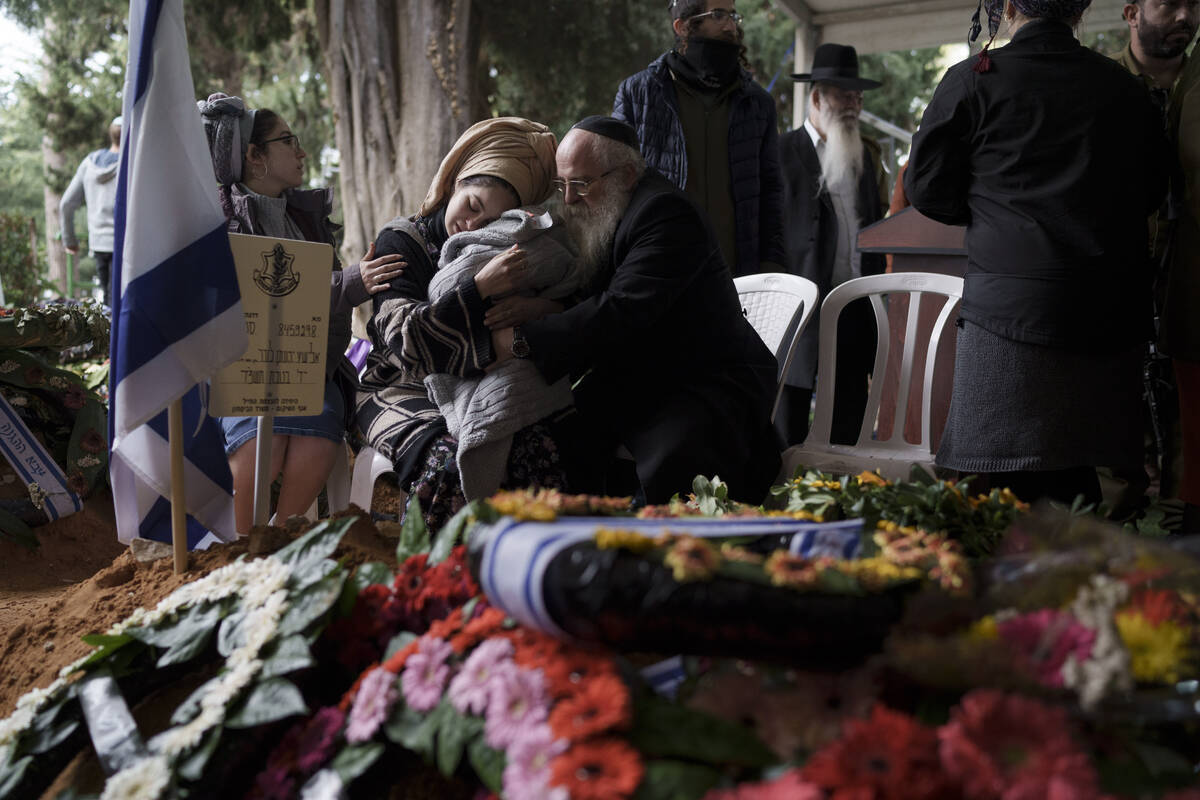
[0,488,398,715]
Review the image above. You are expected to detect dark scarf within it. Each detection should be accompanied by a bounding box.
[410,206,450,265]
[668,37,741,91]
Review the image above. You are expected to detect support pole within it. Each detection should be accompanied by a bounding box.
[168,398,187,574]
[253,415,274,527]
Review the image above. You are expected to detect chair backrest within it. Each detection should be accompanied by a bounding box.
[808,272,963,453]
[733,273,820,422]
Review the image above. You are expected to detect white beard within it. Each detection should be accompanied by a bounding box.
[560,188,630,293]
[815,105,863,194]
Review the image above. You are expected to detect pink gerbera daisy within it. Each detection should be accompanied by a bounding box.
[401,635,454,712]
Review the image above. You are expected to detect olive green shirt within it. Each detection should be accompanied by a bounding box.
[672,73,739,273]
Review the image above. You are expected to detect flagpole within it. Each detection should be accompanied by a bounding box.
[168,398,187,573]
[253,415,274,526]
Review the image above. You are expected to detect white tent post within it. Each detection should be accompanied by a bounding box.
[168,398,187,574]
[253,415,274,527]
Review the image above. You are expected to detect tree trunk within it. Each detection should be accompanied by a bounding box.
[39,24,67,297]
[314,0,484,271]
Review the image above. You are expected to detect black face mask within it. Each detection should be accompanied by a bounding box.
[671,36,741,89]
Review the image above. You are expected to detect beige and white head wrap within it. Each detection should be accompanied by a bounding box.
[418,117,557,217]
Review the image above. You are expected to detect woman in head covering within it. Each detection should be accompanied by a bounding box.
[904,0,1169,506]
[355,117,566,527]
[198,93,405,533]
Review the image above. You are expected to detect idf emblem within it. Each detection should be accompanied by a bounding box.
[253,243,301,297]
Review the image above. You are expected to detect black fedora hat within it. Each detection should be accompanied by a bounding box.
[790,43,881,90]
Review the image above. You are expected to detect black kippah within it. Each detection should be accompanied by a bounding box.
[569,115,640,151]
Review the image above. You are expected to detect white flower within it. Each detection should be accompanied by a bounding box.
[1061,574,1133,710]
[100,755,170,800]
[0,360,19,373]
[76,455,102,468]
[47,376,68,389]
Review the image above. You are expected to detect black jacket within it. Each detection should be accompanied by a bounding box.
[905,20,1169,350]
[614,53,786,276]
[523,170,780,502]
[778,128,887,387]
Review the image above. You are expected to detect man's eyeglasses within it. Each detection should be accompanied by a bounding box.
[690,8,743,24]
[553,168,619,197]
[262,133,302,152]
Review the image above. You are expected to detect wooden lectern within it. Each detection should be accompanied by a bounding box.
[856,207,967,452]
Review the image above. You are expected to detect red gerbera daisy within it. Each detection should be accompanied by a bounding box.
[541,648,617,699]
[938,689,1098,800]
[548,671,631,741]
[549,738,644,800]
[803,704,951,800]
[450,607,507,653]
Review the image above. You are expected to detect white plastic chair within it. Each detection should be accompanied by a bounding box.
[779,272,963,482]
[349,444,405,514]
[733,273,820,423]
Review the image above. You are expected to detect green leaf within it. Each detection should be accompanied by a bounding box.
[631,760,722,800]
[354,561,394,591]
[23,718,79,756]
[176,727,221,781]
[0,507,37,550]
[331,742,385,784]
[171,676,223,726]
[436,707,483,777]
[276,570,347,638]
[467,735,505,793]
[384,704,439,754]
[383,632,418,662]
[258,634,316,679]
[1131,741,1195,779]
[396,494,430,563]
[714,560,773,586]
[908,464,935,485]
[0,754,33,800]
[216,611,248,657]
[627,693,776,767]
[430,500,491,565]
[224,677,309,729]
[274,516,358,572]
[124,602,222,668]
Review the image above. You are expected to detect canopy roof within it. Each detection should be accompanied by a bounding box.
[775,0,1127,55]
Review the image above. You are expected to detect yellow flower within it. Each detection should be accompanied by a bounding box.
[489,490,557,521]
[1115,611,1192,684]
[663,536,720,582]
[594,528,656,554]
[966,616,999,642]
[764,551,826,589]
[857,470,889,487]
[843,558,922,591]
[720,543,765,564]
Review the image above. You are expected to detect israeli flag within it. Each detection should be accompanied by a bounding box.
[109,0,247,546]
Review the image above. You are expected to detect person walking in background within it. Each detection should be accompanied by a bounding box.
[905,0,1169,507]
[777,44,887,447]
[613,0,785,277]
[60,116,121,306]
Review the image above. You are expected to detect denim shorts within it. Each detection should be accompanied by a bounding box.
[219,378,347,456]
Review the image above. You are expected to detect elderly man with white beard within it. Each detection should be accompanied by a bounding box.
[489,115,782,504]
[777,44,888,448]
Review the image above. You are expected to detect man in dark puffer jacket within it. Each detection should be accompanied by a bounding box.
[613,0,785,278]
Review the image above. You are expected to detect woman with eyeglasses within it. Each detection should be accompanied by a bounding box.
[356,117,577,528]
[199,92,405,534]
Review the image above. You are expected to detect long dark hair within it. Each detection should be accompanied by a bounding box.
[456,174,521,209]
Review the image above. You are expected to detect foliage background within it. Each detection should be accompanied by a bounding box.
[0,0,1133,299]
